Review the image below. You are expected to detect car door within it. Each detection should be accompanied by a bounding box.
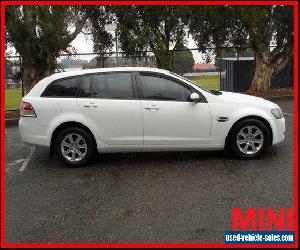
[137,72,211,146]
[76,72,143,145]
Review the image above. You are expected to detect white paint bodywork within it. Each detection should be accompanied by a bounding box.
[19,67,285,153]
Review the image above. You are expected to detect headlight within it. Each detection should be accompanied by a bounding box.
[271,108,283,119]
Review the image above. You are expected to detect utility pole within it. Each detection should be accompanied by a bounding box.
[115,28,118,67]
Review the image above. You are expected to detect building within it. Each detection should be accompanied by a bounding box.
[60,58,88,69]
[85,55,157,69]
[193,63,216,72]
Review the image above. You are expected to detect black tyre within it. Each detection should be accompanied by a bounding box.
[55,127,95,167]
[229,119,271,159]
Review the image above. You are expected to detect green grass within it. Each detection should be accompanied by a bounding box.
[6,88,23,111]
[186,75,220,91]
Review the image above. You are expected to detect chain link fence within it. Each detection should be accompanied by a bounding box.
[5,47,293,111]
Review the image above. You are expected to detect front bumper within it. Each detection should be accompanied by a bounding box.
[270,117,285,145]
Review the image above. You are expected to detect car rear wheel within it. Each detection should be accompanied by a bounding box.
[229,119,271,159]
[55,127,95,167]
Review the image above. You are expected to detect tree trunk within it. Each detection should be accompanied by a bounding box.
[249,55,274,95]
[22,55,57,92]
[154,53,163,68]
[22,63,39,93]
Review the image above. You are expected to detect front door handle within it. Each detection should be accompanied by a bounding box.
[145,105,160,110]
[83,103,98,108]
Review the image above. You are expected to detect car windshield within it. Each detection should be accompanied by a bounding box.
[170,72,222,95]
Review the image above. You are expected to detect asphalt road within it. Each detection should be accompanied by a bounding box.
[5,99,294,243]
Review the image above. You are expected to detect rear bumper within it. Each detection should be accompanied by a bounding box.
[19,117,50,147]
[270,117,285,145]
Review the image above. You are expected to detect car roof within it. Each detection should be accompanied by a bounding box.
[49,67,170,81]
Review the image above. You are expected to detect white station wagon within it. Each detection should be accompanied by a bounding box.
[19,67,285,167]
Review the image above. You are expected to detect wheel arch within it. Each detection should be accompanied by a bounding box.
[225,115,273,151]
[50,121,97,156]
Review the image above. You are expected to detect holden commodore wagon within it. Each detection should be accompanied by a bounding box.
[19,67,285,167]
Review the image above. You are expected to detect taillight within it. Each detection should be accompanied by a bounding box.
[20,102,37,117]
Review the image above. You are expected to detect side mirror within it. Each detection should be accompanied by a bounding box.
[190,92,201,103]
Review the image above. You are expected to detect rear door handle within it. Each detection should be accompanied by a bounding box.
[145,105,160,110]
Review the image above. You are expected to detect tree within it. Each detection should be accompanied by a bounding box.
[84,7,114,67]
[5,59,13,79]
[113,6,187,70]
[5,58,22,83]
[6,6,90,91]
[172,45,195,75]
[188,6,294,94]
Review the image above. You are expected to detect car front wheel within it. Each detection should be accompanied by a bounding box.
[55,127,95,167]
[229,119,271,159]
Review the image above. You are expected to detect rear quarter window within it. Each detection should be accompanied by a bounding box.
[42,76,81,97]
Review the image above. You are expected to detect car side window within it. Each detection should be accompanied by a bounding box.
[42,76,81,97]
[79,76,92,98]
[91,73,134,99]
[139,74,192,102]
